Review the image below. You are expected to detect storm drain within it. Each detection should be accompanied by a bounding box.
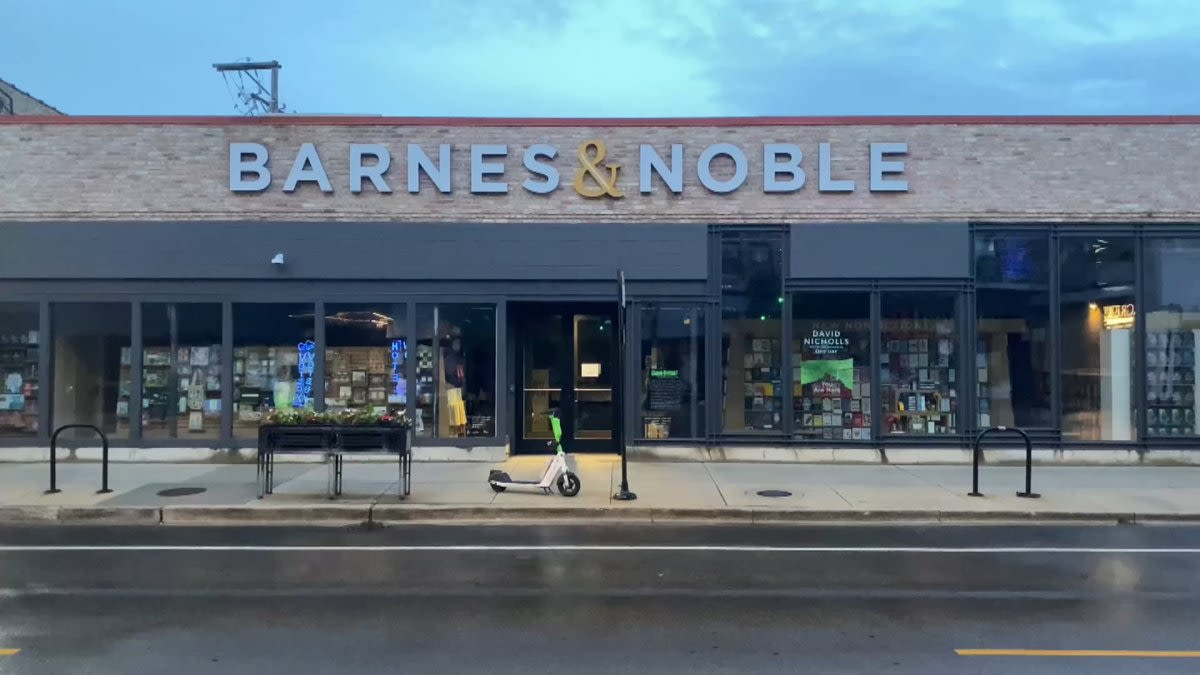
[156,487,208,497]
[755,489,793,498]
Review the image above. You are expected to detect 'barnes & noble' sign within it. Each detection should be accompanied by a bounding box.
[229,140,909,198]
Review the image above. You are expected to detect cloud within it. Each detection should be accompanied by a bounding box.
[3,0,1197,115]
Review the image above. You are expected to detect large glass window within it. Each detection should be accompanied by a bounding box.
[639,306,705,440]
[324,304,408,418]
[1144,239,1200,438]
[974,233,1053,431]
[792,293,872,441]
[142,303,223,439]
[233,304,314,438]
[52,303,132,439]
[416,304,496,439]
[1060,237,1136,441]
[0,303,41,437]
[880,293,959,436]
[720,232,784,433]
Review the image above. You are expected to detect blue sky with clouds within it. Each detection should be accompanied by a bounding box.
[4,0,1197,116]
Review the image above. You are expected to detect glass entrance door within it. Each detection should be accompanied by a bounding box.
[515,304,617,453]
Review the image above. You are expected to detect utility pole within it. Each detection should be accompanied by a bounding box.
[212,60,282,115]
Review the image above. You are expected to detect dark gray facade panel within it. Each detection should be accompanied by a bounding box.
[0,222,707,281]
[790,222,969,279]
[0,279,704,301]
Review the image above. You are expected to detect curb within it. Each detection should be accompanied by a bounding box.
[1,504,1199,526]
[58,506,161,525]
[161,505,371,525]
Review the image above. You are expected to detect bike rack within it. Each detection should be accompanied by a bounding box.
[968,425,1040,499]
[46,424,112,495]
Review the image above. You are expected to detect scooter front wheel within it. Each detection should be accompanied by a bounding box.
[557,472,581,497]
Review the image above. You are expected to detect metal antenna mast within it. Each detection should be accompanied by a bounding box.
[212,60,283,115]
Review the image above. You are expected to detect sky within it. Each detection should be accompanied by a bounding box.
[3,0,1198,117]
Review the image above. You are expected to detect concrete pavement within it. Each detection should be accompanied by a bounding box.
[1,457,1199,524]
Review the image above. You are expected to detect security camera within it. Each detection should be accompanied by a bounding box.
[270,253,285,265]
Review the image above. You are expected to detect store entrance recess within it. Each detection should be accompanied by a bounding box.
[513,303,617,454]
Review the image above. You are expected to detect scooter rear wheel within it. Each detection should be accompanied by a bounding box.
[557,472,581,497]
[490,483,507,493]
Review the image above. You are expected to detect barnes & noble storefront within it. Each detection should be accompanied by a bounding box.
[3,223,1195,454]
[0,116,1197,455]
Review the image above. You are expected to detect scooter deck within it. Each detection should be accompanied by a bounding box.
[490,479,541,485]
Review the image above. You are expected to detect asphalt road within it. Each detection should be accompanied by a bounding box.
[0,524,1199,674]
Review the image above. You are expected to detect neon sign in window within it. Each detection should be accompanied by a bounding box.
[390,339,407,403]
[293,340,315,408]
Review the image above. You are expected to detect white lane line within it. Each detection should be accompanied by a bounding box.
[0,545,1197,553]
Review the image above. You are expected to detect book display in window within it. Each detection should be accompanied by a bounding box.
[881,325,957,435]
[415,343,435,436]
[742,337,780,431]
[976,339,991,429]
[792,360,872,441]
[1146,330,1198,436]
[0,330,39,434]
[233,346,301,424]
[121,344,222,434]
[325,347,403,416]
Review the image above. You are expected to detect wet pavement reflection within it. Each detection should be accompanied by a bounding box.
[0,523,1198,673]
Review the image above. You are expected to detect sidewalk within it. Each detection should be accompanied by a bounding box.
[1,456,1199,525]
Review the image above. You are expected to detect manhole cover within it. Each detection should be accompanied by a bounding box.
[756,489,792,498]
[156,487,207,497]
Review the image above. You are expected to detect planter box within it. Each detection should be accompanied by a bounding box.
[257,424,412,500]
[257,424,409,456]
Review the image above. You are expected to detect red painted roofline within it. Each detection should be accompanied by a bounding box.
[2,114,1200,126]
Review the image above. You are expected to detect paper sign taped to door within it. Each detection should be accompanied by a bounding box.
[581,363,602,378]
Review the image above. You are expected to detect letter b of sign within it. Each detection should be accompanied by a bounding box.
[230,143,271,191]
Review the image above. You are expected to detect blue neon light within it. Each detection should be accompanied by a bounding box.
[293,340,315,408]
[390,339,407,402]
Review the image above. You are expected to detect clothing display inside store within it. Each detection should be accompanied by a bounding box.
[416,305,496,439]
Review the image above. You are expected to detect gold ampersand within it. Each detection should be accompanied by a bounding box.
[573,140,623,198]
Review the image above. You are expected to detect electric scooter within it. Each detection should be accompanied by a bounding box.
[488,410,582,497]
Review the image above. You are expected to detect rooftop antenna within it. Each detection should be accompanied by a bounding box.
[212,59,283,115]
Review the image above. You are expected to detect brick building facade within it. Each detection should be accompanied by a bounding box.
[0,115,1197,461]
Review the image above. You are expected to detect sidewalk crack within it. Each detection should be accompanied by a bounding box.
[702,463,729,506]
[893,464,964,498]
[828,486,856,509]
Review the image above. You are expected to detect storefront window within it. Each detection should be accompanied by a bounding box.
[415,304,496,438]
[232,304,314,438]
[142,303,223,439]
[975,233,1052,431]
[1144,239,1200,437]
[52,303,132,439]
[880,293,959,436]
[792,293,872,441]
[0,304,41,437]
[1060,237,1136,441]
[324,304,408,417]
[720,232,784,433]
[639,306,705,440]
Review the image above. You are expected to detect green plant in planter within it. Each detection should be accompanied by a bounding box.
[263,408,411,428]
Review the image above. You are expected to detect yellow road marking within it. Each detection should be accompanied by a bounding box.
[0,649,19,656]
[957,649,1200,658]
